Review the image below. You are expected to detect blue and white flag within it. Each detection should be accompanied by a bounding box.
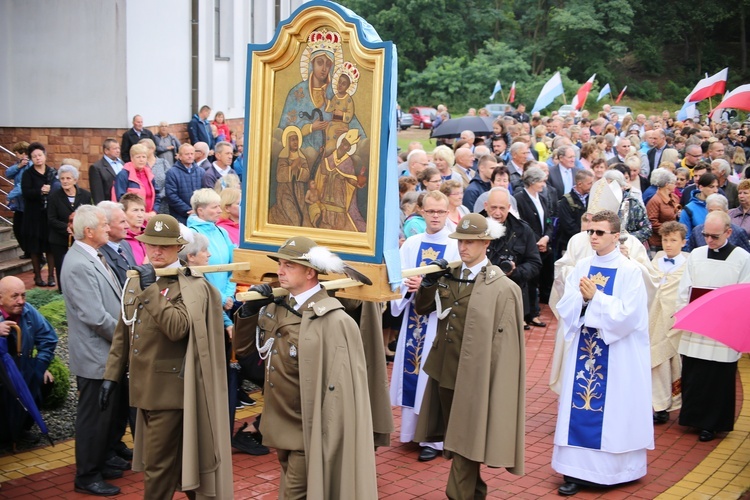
[596,83,611,102]
[677,101,698,121]
[531,72,564,114]
[489,80,502,100]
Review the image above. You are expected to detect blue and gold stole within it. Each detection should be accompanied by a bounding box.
[401,242,447,408]
[568,266,617,449]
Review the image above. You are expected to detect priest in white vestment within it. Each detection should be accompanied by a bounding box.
[390,192,460,461]
[676,211,750,442]
[549,212,659,394]
[553,210,654,496]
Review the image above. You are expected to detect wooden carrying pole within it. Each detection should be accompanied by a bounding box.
[235,260,463,301]
[125,262,251,279]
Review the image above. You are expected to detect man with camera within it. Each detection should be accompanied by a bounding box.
[481,187,542,329]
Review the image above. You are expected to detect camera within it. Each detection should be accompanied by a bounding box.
[497,255,515,275]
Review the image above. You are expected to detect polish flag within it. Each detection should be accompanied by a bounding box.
[508,81,516,103]
[709,84,750,118]
[685,68,728,103]
[615,86,627,103]
[571,74,596,110]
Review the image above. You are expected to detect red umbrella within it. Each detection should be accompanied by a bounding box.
[673,283,750,352]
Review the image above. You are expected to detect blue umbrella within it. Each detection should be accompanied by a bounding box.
[0,330,54,447]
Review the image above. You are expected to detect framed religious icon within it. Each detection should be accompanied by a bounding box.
[236,0,401,300]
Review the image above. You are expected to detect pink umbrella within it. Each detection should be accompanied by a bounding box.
[673,283,750,352]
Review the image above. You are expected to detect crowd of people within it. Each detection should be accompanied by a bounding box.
[0,101,749,498]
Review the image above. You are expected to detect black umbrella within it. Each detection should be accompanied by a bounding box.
[430,116,495,139]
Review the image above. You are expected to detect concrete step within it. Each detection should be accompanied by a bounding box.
[0,257,33,279]
[0,239,21,261]
[0,226,13,243]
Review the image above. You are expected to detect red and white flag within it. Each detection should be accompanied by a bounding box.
[508,81,516,103]
[709,84,750,118]
[571,74,596,110]
[685,68,728,103]
[615,85,627,103]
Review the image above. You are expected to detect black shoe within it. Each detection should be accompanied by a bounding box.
[232,431,270,455]
[114,445,133,461]
[104,455,130,470]
[388,340,398,352]
[558,482,580,496]
[418,446,439,462]
[699,430,716,442]
[653,410,669,424]
[529,319,547,327]
[46,279,56,288]
[100,467,123,480]
[238,391,256,407]
[34,278,45,287]
[19,253,29,260]
[524,324,531,330]
[74,480,121,496]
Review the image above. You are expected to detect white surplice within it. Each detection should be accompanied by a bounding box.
[549,232,659,393]
[390,227,459,443]
[552,248,654,485]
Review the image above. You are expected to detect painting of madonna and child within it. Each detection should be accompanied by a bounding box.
[268,28,372,233]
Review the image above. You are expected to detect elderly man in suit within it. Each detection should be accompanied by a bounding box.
[96,201,136,286]
[547,146,581,202]
[121,115,155,163]
[89,139,123,204]
[100,215,232,499]
[62,205,124,497]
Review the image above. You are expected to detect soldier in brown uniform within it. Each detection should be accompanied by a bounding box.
[415,213,526,500]
[100,215,232,500]
[234,236,377,499]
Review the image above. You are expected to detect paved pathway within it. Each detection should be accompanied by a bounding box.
[1,286,749,498]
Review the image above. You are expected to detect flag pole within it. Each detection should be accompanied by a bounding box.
[501,89,507,103]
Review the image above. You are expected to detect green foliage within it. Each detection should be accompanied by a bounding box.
[400,40,532,111]
[43,356,70,410]
[627,80,662,102]
[663,81,691,104]
[338,0,749,105]
[25,289,63,310]
[38,300,67,333]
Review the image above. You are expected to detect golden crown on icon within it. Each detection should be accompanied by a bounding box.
[308,29,341,53]
[341,61,360,83]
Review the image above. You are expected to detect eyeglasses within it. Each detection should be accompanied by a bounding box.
[587,229,617,237]
[423,210,448,216]
[701,230,727,240]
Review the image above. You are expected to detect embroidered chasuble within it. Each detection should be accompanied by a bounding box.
[567,266,616,449]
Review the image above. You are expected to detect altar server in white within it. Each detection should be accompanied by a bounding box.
[390,191,460,462]
[553,210,654,496]
[677,211,750,442]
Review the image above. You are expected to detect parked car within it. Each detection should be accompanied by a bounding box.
[410,107,437,129]
[397,108,413,130]
[485,103,516,119]
[610,106,633,122]
[558,104,581,119]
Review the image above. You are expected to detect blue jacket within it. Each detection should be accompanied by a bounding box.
[1,304,58,403]
[462,177,491,213]
[6,162,27,211]
[232,155,244,182]
[679,190,708,238]
[187,215,237,305]
[165,161,204,224]
[188,114,214,149]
